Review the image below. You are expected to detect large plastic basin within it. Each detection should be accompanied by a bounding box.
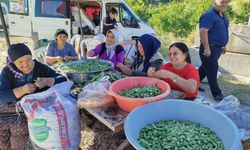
[125,99,242,150]
[108,77,171,112]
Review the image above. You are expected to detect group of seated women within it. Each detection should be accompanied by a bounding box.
[42,28,199,100]
[88,29,199,100]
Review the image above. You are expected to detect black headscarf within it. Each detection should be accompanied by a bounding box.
[8,43,32,62]
[6,43,32,78]
[133,34,161,72]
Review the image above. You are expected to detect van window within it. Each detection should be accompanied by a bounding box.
[35,0,70,18]
[9,0,28,15]
[106,3,139,28]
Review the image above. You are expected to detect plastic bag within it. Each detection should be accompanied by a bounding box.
[19,81,80,150]
[214,95,240,111]
[77,76,115,108]
[223,110,250,141]
[214,95,250,140]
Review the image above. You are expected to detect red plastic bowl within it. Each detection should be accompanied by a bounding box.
[109,77,171,112]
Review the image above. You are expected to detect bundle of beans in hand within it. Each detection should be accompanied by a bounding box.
[138,120,223,150]
[118,85,162,98]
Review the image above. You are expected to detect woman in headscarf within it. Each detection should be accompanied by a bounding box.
[118,34,163,76]
[152,42,200,100]
[45,29,78,65]
[87,29,125,70]
[0,43,67,149]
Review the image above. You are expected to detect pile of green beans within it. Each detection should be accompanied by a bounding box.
[138,120,223,150]
[85,71,127,84]
[119,85,161,98]
[60,61,111,73]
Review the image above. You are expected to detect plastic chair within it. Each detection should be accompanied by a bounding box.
[33,46,47,63]
[80,38,100,59]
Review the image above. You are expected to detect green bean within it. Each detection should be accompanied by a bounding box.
[138,120,223,150]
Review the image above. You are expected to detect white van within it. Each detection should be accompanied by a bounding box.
[0,2,8,28]
[8,0,156,42]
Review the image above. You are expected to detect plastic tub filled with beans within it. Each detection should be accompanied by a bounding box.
[108,77,171,112]
[124,100,242,150]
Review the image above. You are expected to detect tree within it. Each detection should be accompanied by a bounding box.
[125,0,250,37]
[228,0,250,24]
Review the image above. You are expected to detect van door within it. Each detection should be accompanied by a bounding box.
[8,0,32,37]
[32,0,71,40]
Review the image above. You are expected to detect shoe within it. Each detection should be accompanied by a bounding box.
[198,87,205,92]
[214,93,224,101]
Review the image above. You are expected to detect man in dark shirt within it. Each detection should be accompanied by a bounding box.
[102,7,118,35]
[198,0,229,101]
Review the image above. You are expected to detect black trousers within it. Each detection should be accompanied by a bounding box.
[198,44,222,97]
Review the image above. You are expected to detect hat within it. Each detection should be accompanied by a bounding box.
[8,43,32,62]
[54,29,68,39]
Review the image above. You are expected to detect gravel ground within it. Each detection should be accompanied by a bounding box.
[200,74,250,111]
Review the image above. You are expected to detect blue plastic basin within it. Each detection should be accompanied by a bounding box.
[124,99,242,150]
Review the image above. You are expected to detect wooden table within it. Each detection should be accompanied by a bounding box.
[85,104,128,132]
[84,90,184,132]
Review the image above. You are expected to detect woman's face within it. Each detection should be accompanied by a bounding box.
[56,34,67,43]
[106,32,115,46]
[137,41,144,57]
[14,55,34,74]
[168,46,187,65]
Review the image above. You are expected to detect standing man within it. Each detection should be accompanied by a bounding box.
[198,0,229,101]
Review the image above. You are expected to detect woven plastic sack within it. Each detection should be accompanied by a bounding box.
[19,81,80,150]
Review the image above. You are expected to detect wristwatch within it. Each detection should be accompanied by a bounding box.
[173,75,178,83]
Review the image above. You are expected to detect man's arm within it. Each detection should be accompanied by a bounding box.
[200,28,211,57]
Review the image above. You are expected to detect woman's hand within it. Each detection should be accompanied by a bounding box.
[154,70,173,79]
[57,56,63,62]
[63,56,71,62]
[147,67,156,77]
[117,63,132,75]
[34,78,55,89]
[22,83,37,94]
[87,51,94,57]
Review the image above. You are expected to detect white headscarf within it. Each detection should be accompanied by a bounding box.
[106,29,119,59]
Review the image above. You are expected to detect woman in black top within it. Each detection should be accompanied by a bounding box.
[0,43,67,149]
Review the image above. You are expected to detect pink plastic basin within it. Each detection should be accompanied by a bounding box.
[109,77,171,112]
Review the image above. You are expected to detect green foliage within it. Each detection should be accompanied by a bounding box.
[229,0,250,24]
[125,0,250,37]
